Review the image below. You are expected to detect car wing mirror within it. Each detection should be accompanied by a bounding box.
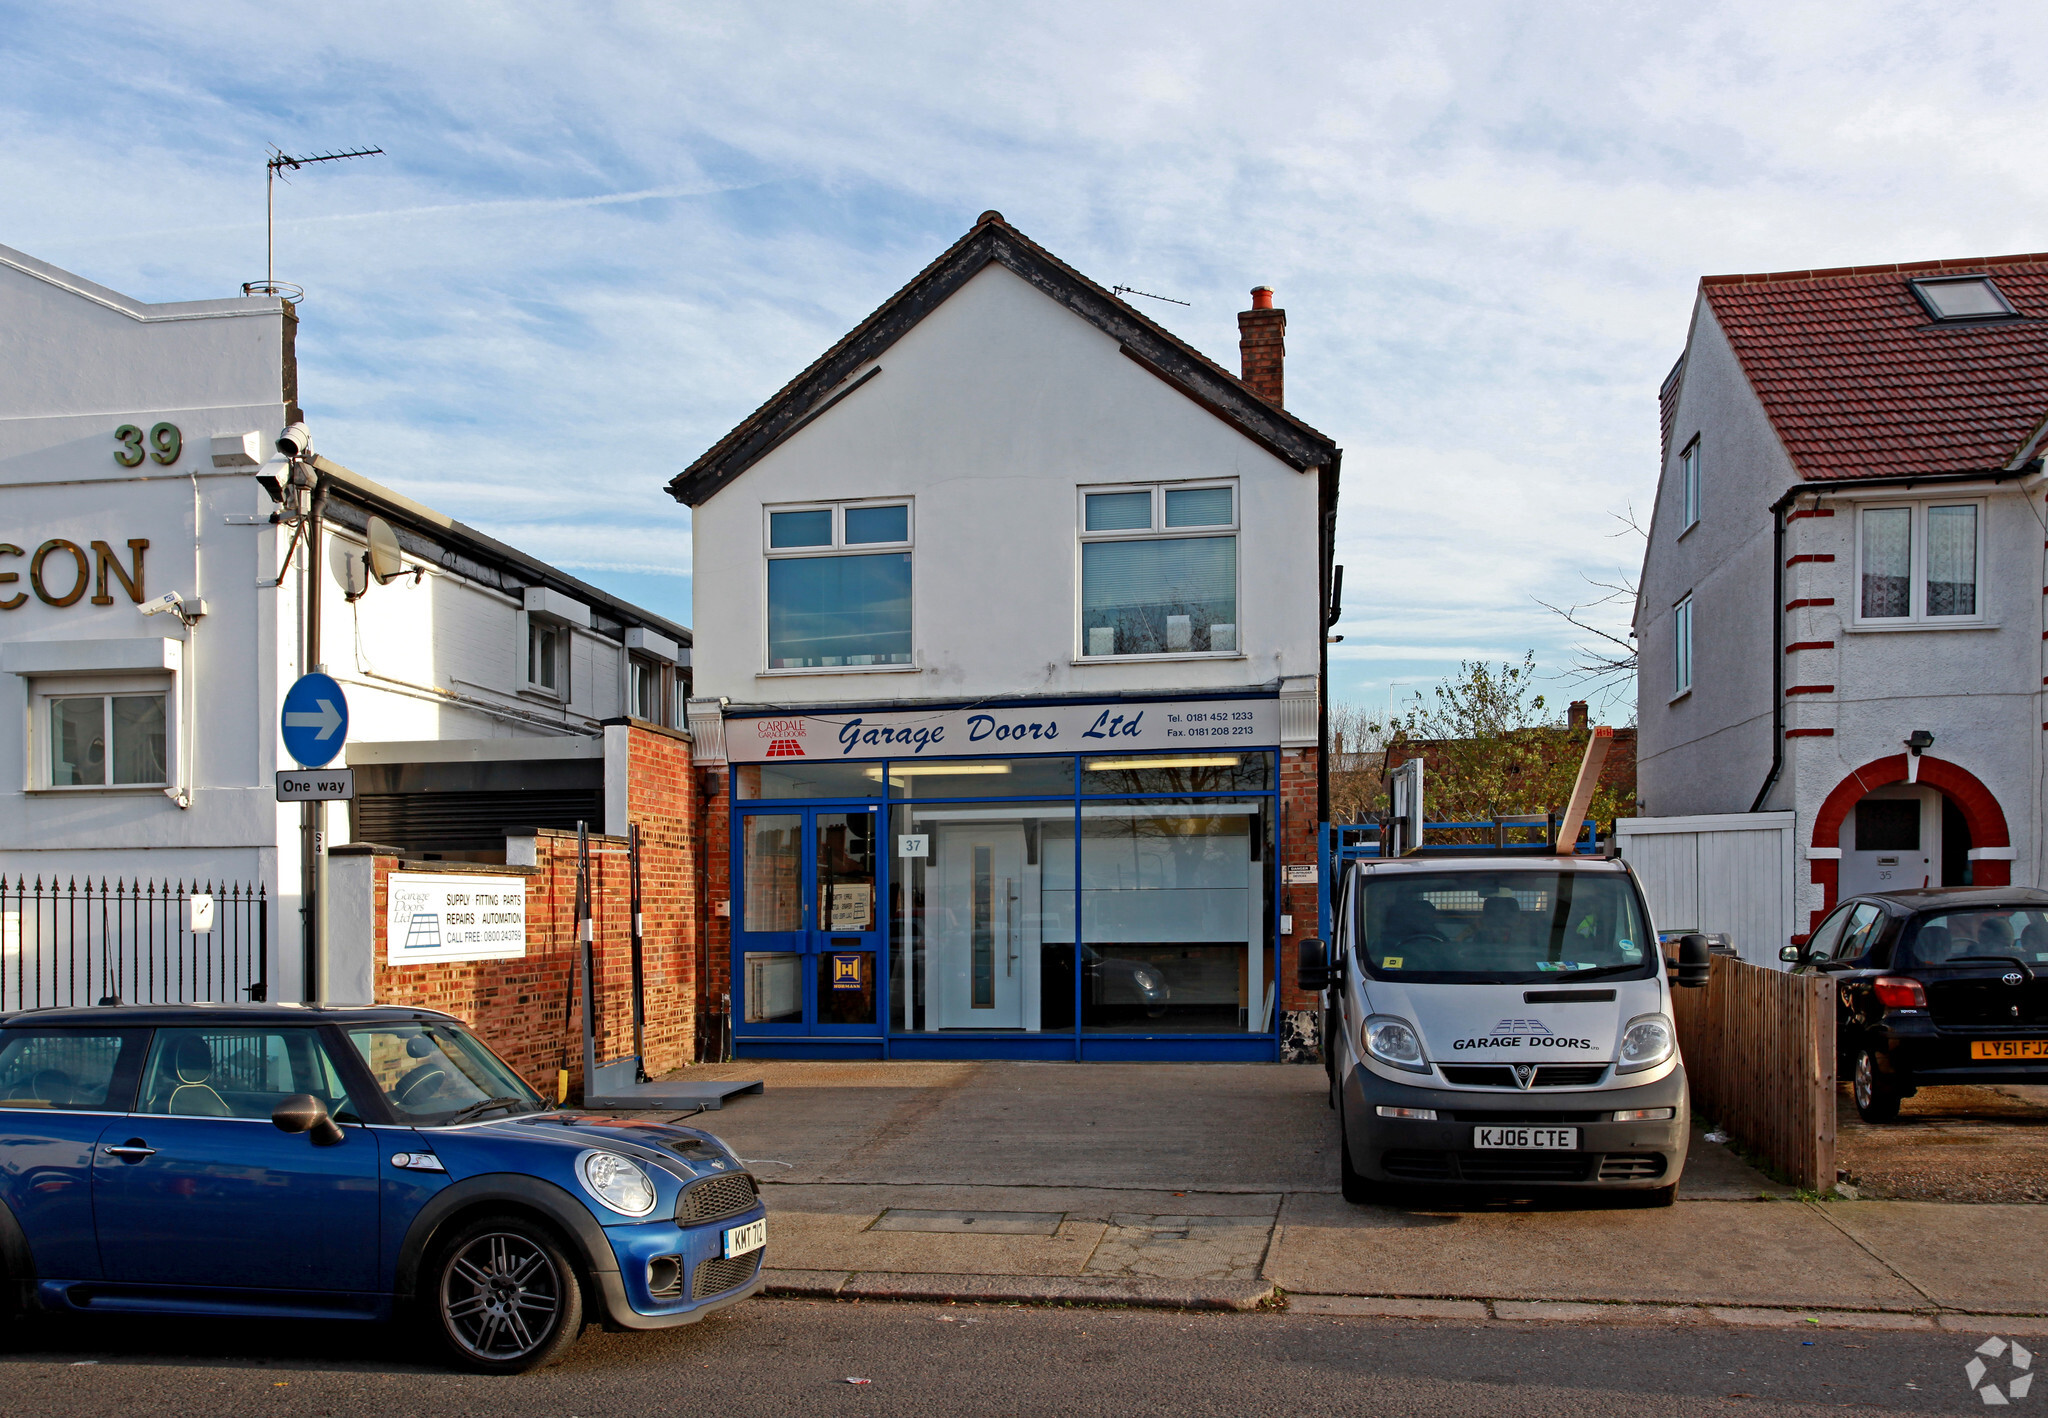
[1672,933,1713,990]
[273,1092,345,1146]
[1297,937,1330,993]
[1779,943,1803,965]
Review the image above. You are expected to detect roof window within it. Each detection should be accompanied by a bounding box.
[1909,275,2018,322]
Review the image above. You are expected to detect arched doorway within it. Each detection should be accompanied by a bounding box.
[1809,754,2011,928]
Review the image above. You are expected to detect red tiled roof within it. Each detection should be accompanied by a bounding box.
[1700,252,2048,480]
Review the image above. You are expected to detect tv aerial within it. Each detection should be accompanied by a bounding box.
[1111,285,1190,307]
[244,144,385,299]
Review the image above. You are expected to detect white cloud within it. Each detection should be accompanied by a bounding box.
[8,0,2048,722]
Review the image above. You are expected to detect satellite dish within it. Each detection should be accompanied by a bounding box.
[366,516,407,585]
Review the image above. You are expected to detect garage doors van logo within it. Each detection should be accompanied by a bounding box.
[1965,1336,2032,1404]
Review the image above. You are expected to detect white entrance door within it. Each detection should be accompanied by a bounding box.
[1840,784,1941,897]
[933,825,1028,1029]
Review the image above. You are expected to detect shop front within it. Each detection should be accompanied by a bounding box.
[724,696,1285,1061]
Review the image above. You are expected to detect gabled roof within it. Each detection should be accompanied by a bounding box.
[666,212,1339,506]
[1700,252,2048,480]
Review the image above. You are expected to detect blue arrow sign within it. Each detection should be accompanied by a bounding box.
[281,672,349,768]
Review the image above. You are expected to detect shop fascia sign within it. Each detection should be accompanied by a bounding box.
[0,538,149,611]
[730,697,1278,764]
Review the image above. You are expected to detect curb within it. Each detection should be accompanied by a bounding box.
[1286,1295,2048,1333]
[763,1268,1273,1311]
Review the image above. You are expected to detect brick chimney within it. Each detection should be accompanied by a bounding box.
[1237,286,1284,407]
[1568,700,1589,731]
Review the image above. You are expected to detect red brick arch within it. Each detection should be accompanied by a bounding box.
[1808,754,2011,928]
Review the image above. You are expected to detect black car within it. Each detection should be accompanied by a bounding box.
[1781,887,2048,1122]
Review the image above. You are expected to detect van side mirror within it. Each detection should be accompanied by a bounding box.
[1779,943,1803,965]
[273,1093,345,1146]
[1297,938,1330,993]
[1674,933,1713,990]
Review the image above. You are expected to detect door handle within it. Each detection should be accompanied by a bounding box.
[103,1142,156,1162]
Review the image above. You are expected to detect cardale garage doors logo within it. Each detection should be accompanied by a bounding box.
[1450,1018,1596,1051]
[756,719,808,758]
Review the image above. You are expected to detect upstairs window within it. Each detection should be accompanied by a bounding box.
[765,501,912,670]
[1679,439,1700,530]
[1858,501,1982,623]
[628,655,668,722]
[1909,276,2018,322]
[527,618,564,695]
[1672,594,1693,696]
[1079,482,1238,657]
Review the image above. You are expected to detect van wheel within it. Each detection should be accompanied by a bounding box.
[1852,1047,1902,1124]
[429,1214,585,1374]
[1338,1107,1384,1205]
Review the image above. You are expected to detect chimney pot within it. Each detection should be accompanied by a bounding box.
[1237,286,1285,406]
[1568,700,1589,730]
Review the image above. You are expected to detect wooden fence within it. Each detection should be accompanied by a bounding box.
[1671,954,1837,1191]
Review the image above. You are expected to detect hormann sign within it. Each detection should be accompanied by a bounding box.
[728,697,1278,764]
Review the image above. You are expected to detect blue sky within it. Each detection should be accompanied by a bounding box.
[8,0,2048,724]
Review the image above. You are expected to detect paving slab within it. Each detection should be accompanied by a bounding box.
[873,1209,1065,1235]
[1818,1202,2048,1313]
[1084,1214,1272,1283]
[1265,1193,1924,1310]
[680,1059,1331,1190]
[1939,1315,2048,1336]
[762,1182,1284,1221]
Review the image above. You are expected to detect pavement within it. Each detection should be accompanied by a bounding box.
[640,1059,2048,1324]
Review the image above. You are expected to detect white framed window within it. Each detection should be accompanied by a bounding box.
[763,500,912,670]
[1856,500,1983,623]
[1672,595,1693,697]
[29,674,172,789]
[526,616,565,696]
[628,655,668,722]
[1679,438,1700,531]
[1078,481,1238,658]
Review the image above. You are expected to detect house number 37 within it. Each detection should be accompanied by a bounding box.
[114,422,182,467]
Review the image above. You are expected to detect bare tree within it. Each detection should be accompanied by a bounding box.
[1534,507,1645,706]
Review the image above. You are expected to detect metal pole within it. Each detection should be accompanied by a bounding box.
[300,483,325,1001]
[628,822,647,1081]
[578,822,596,1100]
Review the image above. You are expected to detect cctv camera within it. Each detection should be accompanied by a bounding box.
[139,590,185,617]
[275,422,312,459]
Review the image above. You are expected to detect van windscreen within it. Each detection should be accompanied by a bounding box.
[1355,870,1653,985]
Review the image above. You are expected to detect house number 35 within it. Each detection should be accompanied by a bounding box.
[114,422,181,467]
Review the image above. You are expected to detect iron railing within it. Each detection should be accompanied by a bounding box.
[0,878,268,1013]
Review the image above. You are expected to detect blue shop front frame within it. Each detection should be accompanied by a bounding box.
[727,742,1284,1062]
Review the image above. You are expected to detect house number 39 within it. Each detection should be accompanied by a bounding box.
[114,422,181,467]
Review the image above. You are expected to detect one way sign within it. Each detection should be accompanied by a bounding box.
[281,673,349,768]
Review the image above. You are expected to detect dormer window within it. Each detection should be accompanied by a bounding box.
[1909,276,2018,322]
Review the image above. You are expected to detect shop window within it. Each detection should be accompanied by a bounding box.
[42,687,168,788]
[1857,501,1982,623]
[764,501,913,670]
[735,761,886,800]
[1080,751,1270,795]
[881,756,1076,799]
[1079,482,1237,657]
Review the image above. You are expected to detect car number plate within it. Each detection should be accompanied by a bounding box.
[722,1217,767,1259]
[1474,1126,1577,1150]
[1971,1040,2048,1060]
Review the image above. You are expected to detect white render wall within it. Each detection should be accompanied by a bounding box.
[1636,286,2048,944]
[689,262,1323,706]
[1635,302,1790,818]
[0,244,637,1000]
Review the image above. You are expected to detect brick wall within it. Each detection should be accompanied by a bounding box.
[1278,744,1321,1014]
[358,721,701,1099]
[695,763,732,1058]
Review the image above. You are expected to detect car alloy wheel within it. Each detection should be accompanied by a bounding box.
[439,1230,566,1365]
[1852,1046,1901,1124]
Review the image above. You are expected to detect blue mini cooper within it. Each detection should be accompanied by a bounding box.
[0,1003,768,1372]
